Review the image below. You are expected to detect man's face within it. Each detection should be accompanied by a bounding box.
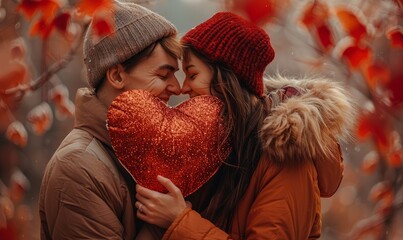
[120,44,180,103]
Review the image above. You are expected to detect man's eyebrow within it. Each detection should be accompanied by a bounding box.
[185,65,195,71]
[157,64,178,72]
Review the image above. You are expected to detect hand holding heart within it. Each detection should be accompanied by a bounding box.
[135,175,188,228]
[107,90,230,197]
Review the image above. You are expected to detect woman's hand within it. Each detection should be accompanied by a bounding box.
[135,175,188,229]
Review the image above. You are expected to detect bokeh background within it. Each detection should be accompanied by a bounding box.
[1,0,402,239]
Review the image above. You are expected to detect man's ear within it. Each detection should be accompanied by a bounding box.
[106,64,125,90]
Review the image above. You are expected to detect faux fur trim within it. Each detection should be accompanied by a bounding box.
[260,75,357,166]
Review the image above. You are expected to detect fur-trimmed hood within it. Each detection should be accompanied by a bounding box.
[260,75,356,166]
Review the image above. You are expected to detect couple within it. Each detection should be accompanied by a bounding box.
[39,1,355,239]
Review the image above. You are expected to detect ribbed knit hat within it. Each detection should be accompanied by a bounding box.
[83,1,177,88]
[182,12,275,96]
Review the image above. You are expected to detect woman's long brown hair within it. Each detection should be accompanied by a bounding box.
[183,46,267,232]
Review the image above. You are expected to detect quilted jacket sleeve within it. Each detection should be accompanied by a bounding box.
[39,151,135,240]
[162,208,230,240]
[162,161,319,240]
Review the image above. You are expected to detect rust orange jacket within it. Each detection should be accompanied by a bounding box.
[162,77,355,240]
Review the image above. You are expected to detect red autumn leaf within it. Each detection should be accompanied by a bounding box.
[17,0,60,23]
[372,184,394,217]
[91,11,115,38]
[228,0,289,25]
[27,102,53,135]
[300,0,329,29]
[0,196,14,220]
[243,0,276,25]
[6,121,28,147]
[356,111,373,140]
[49,85,75,120]
[0,62,26,91]
[53,12,71,34]
[369,181,393,202]
[341,44,372,69]
[363,62,390,90]
[336,8,367,42]
[387,150,402,168]
[29,12,72,39]
[386,132,402,167]
[54,100,75,120]
[386,26,403,48]
[76,0,113,16]
[385,70,403,108]
[374,196,393,216]
[395,0,403,9]
[8,171,30,203]
[29,17,52,39]
[356,110,391,153]
[9,182,26,204]
[361,150,379,174]
[315,23,334,51]
[49,85,67,105]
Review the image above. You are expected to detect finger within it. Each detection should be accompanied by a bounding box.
[136,210,157,226]
[136,207,148,221]
[136,192,151,205]
[134,201,142,211]
[136,184,160,199]
[135,201,148,214]
[157,175,181,196]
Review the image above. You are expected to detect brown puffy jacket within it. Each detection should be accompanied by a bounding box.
[161,77,356,240]
[39,88,136,239]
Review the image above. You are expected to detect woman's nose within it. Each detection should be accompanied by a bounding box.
[181,79,191,94]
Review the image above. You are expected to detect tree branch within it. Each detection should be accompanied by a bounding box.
[1,27,86,98]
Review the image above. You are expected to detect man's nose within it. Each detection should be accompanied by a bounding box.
[166,76,181,95]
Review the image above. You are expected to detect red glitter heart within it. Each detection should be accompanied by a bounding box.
[107,90,230,197]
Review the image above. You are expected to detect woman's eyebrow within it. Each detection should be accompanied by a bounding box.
[185,64,195,71]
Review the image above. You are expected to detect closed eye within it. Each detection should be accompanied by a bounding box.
[158,74,168,80]
[190,74,197,80]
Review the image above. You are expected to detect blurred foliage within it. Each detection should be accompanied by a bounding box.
[0,0,402,239]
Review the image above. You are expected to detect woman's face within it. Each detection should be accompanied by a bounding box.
[181,51,213,98]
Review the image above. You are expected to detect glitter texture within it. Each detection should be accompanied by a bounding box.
[107,90,230,197]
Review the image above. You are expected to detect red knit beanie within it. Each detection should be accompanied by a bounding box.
[182,12,275,96]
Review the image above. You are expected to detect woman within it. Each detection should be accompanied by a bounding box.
[135,12,355,239]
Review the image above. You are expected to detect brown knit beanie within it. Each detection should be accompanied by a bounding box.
[182,12,275,96]
[83,1,177,89]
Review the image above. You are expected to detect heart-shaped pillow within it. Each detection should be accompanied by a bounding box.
[107,90,230,197]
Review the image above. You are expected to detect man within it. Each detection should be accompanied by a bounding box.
[39,1,181,239]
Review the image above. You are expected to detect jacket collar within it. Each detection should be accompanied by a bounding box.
[74,88,111,147]
[260,76,356,166]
